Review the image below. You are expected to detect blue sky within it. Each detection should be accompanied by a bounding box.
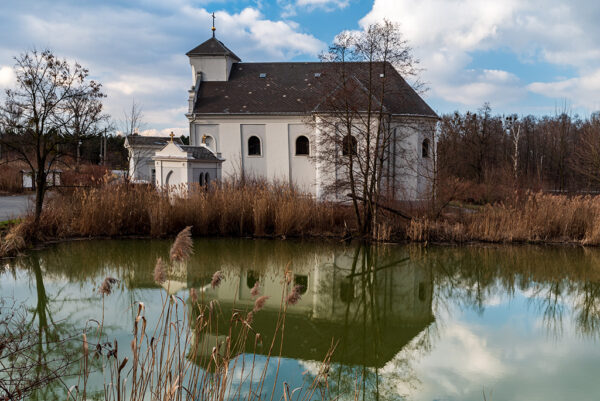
[1,0,599,135]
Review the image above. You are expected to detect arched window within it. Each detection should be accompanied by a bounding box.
[204,172,210,186]
[204,135,215,150]
[248,136,261,156]
[294,274,308,295]
[342,135,357,156]
[165,171,173,186]
[198,172,204,186]
[422,138,430,158]
[246,270,259,289]
[295,135,309,156]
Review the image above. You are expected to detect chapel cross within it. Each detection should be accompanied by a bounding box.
[169,131,175,142]
[211,12,216,37]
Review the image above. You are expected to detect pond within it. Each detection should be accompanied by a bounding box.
[2,238,600,400]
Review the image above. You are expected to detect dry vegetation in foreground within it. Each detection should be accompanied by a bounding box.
[5,182,600,258]
[2,227,336,400]
[0,181,366,257]
[409,191,600,245]
[87,228,335,401]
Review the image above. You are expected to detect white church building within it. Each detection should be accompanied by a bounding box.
[126,30,438,200]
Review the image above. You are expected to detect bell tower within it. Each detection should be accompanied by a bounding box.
[186,13,241,85]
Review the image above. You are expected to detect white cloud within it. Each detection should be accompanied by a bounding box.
[528,69,600,111]
[0,65,15,89]
[358,0,600,111]
[436,69,525,106]
[0,2,325,131]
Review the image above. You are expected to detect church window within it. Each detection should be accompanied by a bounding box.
[422,138,430,158]
[294,274,308,295]
[165,171,173,186]
[248,136,261,156]
[246,270,259,289]
[205,172,210,186]
[204,135,215,150]
[342,135,357,156]
[198,172,204,186]
[295,135,309,156]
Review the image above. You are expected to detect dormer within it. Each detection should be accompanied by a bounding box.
[186,37,241,85]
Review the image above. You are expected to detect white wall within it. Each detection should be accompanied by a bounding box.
[288,124,315,193]
[189,55,233,83]
[189,116,318,195]
[187,115,435,200]
[129,147,157,182]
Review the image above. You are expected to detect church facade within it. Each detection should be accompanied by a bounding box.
[128,33,438,200]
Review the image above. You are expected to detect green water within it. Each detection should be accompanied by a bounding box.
[2,239,600,400]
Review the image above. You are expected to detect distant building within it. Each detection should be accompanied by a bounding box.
[127,28,438,199]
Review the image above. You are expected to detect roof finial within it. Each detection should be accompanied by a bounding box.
[170,131,175,142]
[211,12,216,38]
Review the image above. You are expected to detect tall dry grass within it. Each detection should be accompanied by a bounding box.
[409,192,600,245]
[0,181,354,257]
[0,165,23,193]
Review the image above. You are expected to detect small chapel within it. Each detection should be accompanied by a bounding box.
[125,18,438,200]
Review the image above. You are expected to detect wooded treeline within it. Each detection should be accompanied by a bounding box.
[437,103,600,202]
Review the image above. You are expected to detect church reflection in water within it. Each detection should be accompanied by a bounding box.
[10,238,600,399]
[183,245,434,374]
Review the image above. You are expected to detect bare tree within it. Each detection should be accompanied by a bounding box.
[121,100,150,181]
[0,49,105,223]
[121,99,144,138]
[571,112,600,187]
[314,20,431,236]
[63,84,108,168]
[505,114,522,187]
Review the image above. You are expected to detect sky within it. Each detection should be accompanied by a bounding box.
[1,0,599,136]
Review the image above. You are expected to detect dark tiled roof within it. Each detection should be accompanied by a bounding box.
[192,62,437,117]
[180,145,221,161]
[126,136,183,147]
[186,37,241,61]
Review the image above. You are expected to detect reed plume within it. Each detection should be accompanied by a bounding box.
[286,285,304,305]
[169,226,193,262]
[153,257,167,284]
[98,277,119,295]
[250,281,260,297]
[211,271,223,289]
[253,295,269,312]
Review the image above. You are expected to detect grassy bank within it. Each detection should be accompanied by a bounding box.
[409,192,600,245]
[4,184,600,258]
[0,181,363,257]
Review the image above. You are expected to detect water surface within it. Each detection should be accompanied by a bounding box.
[2,239,600,400]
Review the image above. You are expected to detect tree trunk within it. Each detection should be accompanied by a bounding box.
[34,170,46,223]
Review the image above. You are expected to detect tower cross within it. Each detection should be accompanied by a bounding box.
[211,12,216,38]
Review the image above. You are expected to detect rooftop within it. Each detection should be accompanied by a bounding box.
[186,37,241,61]
[191,61,437,117]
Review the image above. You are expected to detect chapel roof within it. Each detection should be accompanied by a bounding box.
[186,37,241,61]
[179,145,222,161]
[125,135,183,147]
[191,62,437,118]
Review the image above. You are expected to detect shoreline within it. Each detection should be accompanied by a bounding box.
[2,230,592,261]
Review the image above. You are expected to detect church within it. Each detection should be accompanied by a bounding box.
[126,24,438,200]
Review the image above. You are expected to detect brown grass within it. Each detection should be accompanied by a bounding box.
[0,165,23,193]
[0,181,355,257]
[409,192,600,245]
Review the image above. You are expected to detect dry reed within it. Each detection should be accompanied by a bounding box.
[70,227,337,401]
[409,192,600,245]
[29,181,350,240]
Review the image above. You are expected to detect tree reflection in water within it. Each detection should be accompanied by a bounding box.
[4,240,600,399]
